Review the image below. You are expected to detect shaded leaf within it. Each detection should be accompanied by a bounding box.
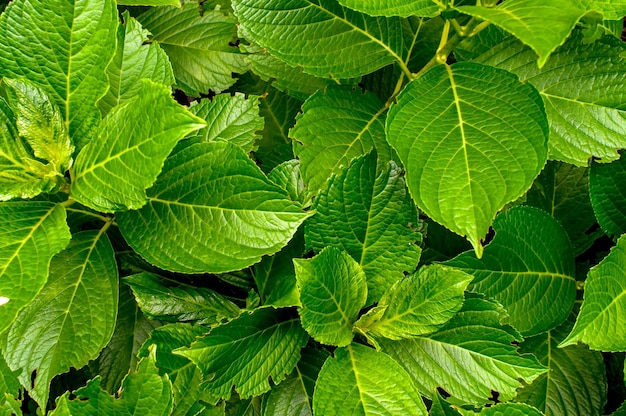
[589,154,626,239]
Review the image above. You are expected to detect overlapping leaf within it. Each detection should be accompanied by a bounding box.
[338,0,442,17]
[386,62,548,256]
[584,0,626,19]
[268,160,308,206]
[117,141,312,274]
[479,403,544,416]
[589,154,626,239]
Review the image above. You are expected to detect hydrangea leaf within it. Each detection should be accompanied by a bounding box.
[479,403,544,416]
[386,62,548,257]
[430,393,463,416]
[0,354,19,402]
[117,141,312,274]
[268,160,309,206]
[338,0,443,17]
[589,154,626,239]
[117,0,179,6]
[584,0,626,19]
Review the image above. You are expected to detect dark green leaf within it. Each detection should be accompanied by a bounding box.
[590,154,626,239]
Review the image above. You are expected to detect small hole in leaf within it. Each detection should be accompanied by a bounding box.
[489,390,500,404]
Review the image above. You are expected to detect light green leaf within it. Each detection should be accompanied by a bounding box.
[232,0,405,79]
[386,62,548,256]
[1,229,118,407]
[479,403,544,416]
[0,354,19,401]
[338,0,442,17]
[0,202,71,334]
[457,0,587,67]
[381,295,547,406]
[268,160,309,206]
[71,80,206,213]
[355,264,472,342]
[188,93,263,154]
[0,0,117,150]
[561,234,626,351]
[292,86,392,195]
[590,154,626,239]
[138,3,248,95]
[99,12,175,115]
[305,151,421,303]
[117,141,312,274]
[174,307,309,403]
[313,343,427,416]
[445,206,576,335]
[475,30,626,165]
[0,393,21,416]
[117,0,180,6]
[584,0,626,19]
[293,247,367,346]
[124,272,240,325]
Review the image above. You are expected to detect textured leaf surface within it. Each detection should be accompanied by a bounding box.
[354,264,472,342]
[268,160,308,206]
[585,0,626,19]
[293,247,367,346]
[117,0,179,7]
[338,0,441,17]
[0,0,116,149]
[590,155,626,239]
[138,4,248,95]
[117,141,311,274]
[72,81,205,213]
[0,202,70,334]
[313,343,427,416]
[561,235,626,351]
[0,354,19,401]
[479,403,544,416]
[175,308,309,402]
[305,151,421,303]
[445,207,576,335]
[232,0,405,79]
[386,62,548,256]
[292,86,392,195]
[381,295,547,406]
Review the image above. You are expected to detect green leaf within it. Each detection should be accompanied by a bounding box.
[386,62,548,256]
[174,307,309,403]
[305,151,421,303]
[138,4,248,95]
[445,206,576,335]
[117,0,180,6]
[293,247,367,346]
[124,272,240,325]
[292,86,392,195]
[457,0,587,67]
[561,234,626,351]
[474,30,626,165]
[380,295,547,406]
[0,201,71,334]
[117,141,312,274]
[268,160,309,206]
[354,264,473,342]
[98,12,175,115]
[478,403,544,416]
[0,354,19,400]
[584,0,626,19]
[188,93,263,154]
[71,80,205,213]
[1,229,118,407]
[232,0,405,79]
[313,343,427,416]
[430,393,463,416]
[51,348,173,416]
[0,0,117,150]
[590,154,626,239]
[338,0,442,17]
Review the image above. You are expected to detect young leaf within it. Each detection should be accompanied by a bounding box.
[293,247,368,347]
[380,295,547,406]
[584,0,626,19]
[386,63,548,257]
[561,234,626,351]
[291,86,392,195]
[354,264,473,342]
[232,0,405,79]
[590,154,626,239]
[338,0,442,17]
[305,151,421,303]
[117,141,312,274]
[313,343,427,416]
[0,202,71,334]
[174,307,309,403]
[138,3,248,95]
[98,12,175,115]
[445,206,576,336]
[71,80,206,213]
[268,160,308,206]
[1,229,118,407]
[0,0,117,149]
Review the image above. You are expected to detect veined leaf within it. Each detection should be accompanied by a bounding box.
[138,3,248,95]
[0,354,19,402]
[386,62,548,256]
[174,307,309,403]
[430,393,463,416]
[457,0,587,67]
[268,160,309,206]
[0,202,70,335]
[99,12,175,115]
[445,206,576,335]
[232,0,405,79]
[117,0,180,6]
[590,154,626,239]
[313,343,427,416]
[293,247,367,347]
[0,0,117,150]
[381,295,547,406]
[584,0,626,19]
[71,80,206,213]
[117,141,312,274]
[338,0,442,17]
[305,151,421,303]
[561,234,626,351]
[292,86,392,195]
[479,403,544,416]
